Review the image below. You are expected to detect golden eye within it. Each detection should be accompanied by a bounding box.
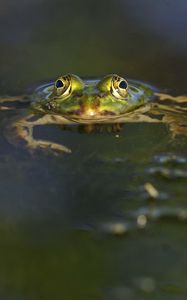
[119,80,128,89]
[54,75,71,97]
[54,74,84,98]
[97,74,128,99]
[111,76,128,99]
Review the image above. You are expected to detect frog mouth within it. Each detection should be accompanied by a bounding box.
[65,108,117,118]
[63,109,118,123]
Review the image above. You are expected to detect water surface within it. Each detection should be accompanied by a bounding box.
[1,0,187,299]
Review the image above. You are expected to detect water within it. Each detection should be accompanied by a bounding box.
[1,0,187,299]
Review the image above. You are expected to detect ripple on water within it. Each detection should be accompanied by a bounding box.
[140,183,168,201]
[106,277,156,300]
[133,277,156,294]
[148,153,187,179]
[106,286,135,300]
[148,166,187,179]
[77,156,187,237]
[105,278,184,300]
[78,204,187,237]
[153,153,187,165]
[133,206,187,222]
[97,220,136,236]
[85,214,148,236]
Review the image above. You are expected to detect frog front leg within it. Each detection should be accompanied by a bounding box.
[10,114,72,153]
[155,93,187,103]
[0,96,30,110]
[152,96,187,138]
[162,114,187,138]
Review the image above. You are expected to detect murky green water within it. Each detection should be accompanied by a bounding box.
[1,0,187,299]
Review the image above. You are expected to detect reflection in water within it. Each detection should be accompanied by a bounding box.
[1,102,187,298]
[1,88,187,155]
[0,225,109,300]
[1,0,187,299]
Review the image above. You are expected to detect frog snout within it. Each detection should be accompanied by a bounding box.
[79,97,100,114]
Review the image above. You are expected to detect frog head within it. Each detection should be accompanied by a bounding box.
[34,74,153,119]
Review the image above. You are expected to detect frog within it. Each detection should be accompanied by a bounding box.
[0,73,187,153]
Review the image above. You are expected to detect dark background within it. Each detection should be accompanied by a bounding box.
[0,1,187,299]
[1,0,187,93]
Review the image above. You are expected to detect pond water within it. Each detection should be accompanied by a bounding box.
[1,0,187,299]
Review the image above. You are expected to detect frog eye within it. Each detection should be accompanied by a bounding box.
[119,80,128,89]
[54,74,84,98]
[54,75,71,97]
[55,80,64,88]
[97,74,128,99]
[111,76,128,99]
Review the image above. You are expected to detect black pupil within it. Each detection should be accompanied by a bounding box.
[56,80,64,88]
[119,80,127,89]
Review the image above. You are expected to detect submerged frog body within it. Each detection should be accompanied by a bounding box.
[0,74,187,153]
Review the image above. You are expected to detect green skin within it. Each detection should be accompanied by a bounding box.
[0,73,186,153]
[32,74,154,120]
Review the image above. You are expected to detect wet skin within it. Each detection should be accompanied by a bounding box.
[32,74,154,120]
[0,74,187,153]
